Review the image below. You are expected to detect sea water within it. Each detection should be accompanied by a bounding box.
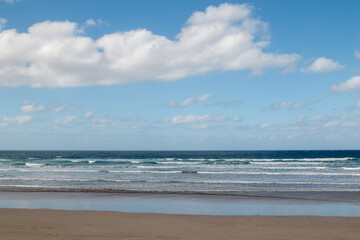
[0,151,359,193]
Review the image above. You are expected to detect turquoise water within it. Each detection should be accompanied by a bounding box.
[0,151,359,193]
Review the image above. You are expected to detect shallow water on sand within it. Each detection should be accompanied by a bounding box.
[1,191,360,216]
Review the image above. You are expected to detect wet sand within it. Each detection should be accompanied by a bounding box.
[1,208,359,240]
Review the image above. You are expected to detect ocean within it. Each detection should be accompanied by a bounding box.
[0,150,359,193]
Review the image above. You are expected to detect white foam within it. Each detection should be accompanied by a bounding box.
[0,168,99,173]
[25,163,44,167]
[342,167,360,170]
[197,171,360,176]
[0,177,93,182]
[137,166,179,169]
[255,166,328,170]
[130,160,141,164]
[251,162,322,165]
[108,170,181,174]
[158,162,202,165]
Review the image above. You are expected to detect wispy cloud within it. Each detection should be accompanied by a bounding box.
[52,104,76,112]
[166,94,212,107]
[347,101,360,111]
[54,116,80,124]
[302,57,344,73]
[0,3,300,88]
[0,115,33,127]
[0,18,6,31]
[212,100,242,108]
[77,18,106,34]
[0,0,20,3]
[355,50,360,58]
[169,114,227,124]
[20,100,46,113]
[258,114,360,132]
[20,100,75,113]
[268,101,308,110]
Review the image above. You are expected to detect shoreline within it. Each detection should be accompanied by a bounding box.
[1,208,360,240]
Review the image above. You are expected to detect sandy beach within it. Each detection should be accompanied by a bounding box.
[1,208,359,240]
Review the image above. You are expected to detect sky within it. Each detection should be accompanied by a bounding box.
[0,0,360,150]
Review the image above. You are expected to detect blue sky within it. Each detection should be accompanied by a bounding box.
[1,0,360,150]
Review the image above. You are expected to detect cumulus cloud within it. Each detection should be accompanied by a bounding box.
[302,57,344,73]
[167,94,212,107]
[0,115,33,127]
[268,101,307,110]
[332,76,360,93]
[20,100,45,113]
[0,3,300,88]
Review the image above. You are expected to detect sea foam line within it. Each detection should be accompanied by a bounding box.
[342,167,360,170]
[251,162,322,165]
[25,163,45,167]
[198,171,360,176]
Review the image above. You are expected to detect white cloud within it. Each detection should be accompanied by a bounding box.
[302,57,344,73]
[0,3,300,88]
[54,116,80,124]
[78,19,105,34]
[0,115,33,127]
[232,116,242,121]
[332,76,360,93]
[92,116,112,124]
[292,102,305,109]
[84,111,93,118]
[170,114,227,124]
[323,121,339,128]
[20,100,75,113]
[20,100,45,113]
[167,94,212,107]
[269,101,306,110]
[0,0,20,3]
[347,101,360,111]
[86,19,96,26]
[0,18,6,31]
[52,104,75,112]
[355,50,360,58]
[270,101,292,110]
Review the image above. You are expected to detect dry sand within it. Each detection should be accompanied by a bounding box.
[0,208,359,240]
